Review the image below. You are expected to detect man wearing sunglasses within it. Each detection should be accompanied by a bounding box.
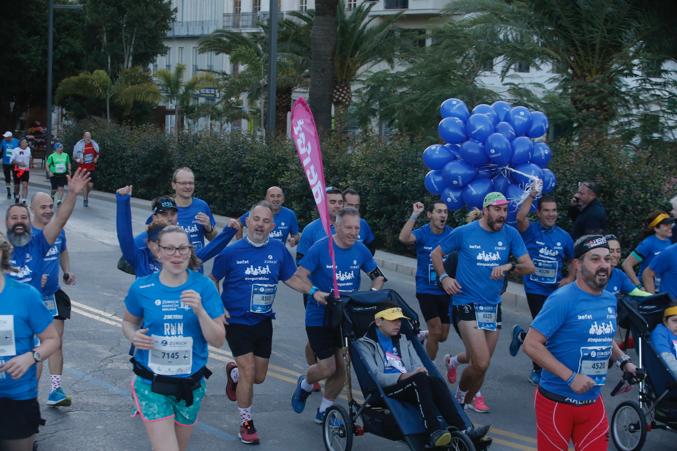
[568,181,608,240]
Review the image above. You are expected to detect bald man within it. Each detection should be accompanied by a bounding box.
[238,186,300,246]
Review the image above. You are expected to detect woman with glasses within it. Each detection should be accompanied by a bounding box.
[621,211,674,289]
[122,226,226,451]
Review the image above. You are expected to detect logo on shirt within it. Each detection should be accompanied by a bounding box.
[245,265,271,276]
[236,259,250,265]
[336,270,356,282]
[154,299,162,306]
[270,229,283,238]
[538,247,559,258]
[181,223,199,234]
[476,251,501,262]
[589,321,614,336]
[577,314,593,320]
[469,244,481,249]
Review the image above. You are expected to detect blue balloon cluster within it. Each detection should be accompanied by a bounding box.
[424,99,556,222]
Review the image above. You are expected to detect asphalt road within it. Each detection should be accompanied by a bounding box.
[11,178,673,451]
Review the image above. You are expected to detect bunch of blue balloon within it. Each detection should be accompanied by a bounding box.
[423,98,556,224]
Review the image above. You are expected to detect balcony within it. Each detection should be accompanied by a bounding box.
[384,0,408,8]
[223,12,290,30]
[168,20,223,37]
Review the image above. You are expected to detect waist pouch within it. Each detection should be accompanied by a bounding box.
[131,358,212,406]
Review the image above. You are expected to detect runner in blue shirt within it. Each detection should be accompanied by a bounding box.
[238,186,300,246]
[524,234,637,451]
[122,226,225,451]
[291,207,385,424]
[171,167,219,250]
[2,131,19,199]
[622,210,673,289]
[431,192,534,413]
[644,242,677,299]
[0,232,60,449]
[604,234,651,297]
[398,200,453,360]
[211,201,317,444]
[650,304,677,378]
[508,186,575,385]
[343,188,376,254]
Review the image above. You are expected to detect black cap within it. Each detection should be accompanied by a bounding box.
[152,197,177,215]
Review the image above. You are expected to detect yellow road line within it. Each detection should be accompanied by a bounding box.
[492,427,538,444]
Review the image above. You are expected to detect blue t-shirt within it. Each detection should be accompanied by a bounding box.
[633,235,671,278]
[32,227,66,297]
[2,138,19,165]
[124,271,224,378]
[301,236,378,327]
[649,243,677,299]
[8,231,52,291]
[606,268,636,296]
[520,222,574,296]
[239,206,300,243]
[359,218,376,246]
[531,283,617,403]
[375,328,402,375]
[0,277,53,400]
[298,218,375,256]
[211,239,296,326]
[439,221,528,306]
[177,198,215,250]
[650,323,677,359]
[412,224,453,294]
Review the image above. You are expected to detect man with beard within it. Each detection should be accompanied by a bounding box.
[5,169,89,291]
[431,192,534,413]
[237,186,300,246]
[523,235,637,451]
[398,200,453,359]
[211,202,325,444]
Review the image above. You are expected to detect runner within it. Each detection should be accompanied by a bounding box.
[291,207,385,423]
[122,226,226,451]
[621,210,673,289]
[211,201,325,444]
[0,232,60,451]
[238,186,300,246]
[73,131,99,207]
[10,138,31,205]
[170,167,218,250]
[604,234,651,298]
[431,192,534,413]
[507,188,575,385]
[46,143,72,205]
[30,192,76,407]
[2,131,19,199]
[523,234,637,451]
[643,242,677,298]
[398,201,453,359]
[342,188,376,254]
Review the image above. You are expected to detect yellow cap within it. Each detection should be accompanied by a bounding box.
[374,307,409,321]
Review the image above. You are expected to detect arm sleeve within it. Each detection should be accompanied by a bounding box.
[361,245,378,273]
[196,227,236,262]
[206,206,216,228]
[299,244,319,273]
[530,293,568,339]
[510,227,529,259]
[210,252,229,282]
[116,194,140,270]
[649,249,669,275]
[279,247,298,281]
[439,227,462,255]
[289,211,299,235]
[239,212,248,226]
[633,238,651,260]
[650,326,674,356]
[124,284,143,318]
[362,220,376,245]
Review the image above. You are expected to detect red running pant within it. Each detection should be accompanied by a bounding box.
[535,389,609,451]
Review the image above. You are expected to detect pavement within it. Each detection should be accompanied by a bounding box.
[11,175,672,451]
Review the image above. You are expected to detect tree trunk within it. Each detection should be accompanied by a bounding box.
[276,86,293,136]
[308,0,338,139]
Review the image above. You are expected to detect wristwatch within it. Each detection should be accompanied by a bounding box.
[32,351,42,363]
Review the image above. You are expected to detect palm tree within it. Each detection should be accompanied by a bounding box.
[308,0,338,137]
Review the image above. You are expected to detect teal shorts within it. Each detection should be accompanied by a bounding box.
[130,376,206,425]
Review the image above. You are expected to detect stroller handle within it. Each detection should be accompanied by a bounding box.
[610,368,646,397]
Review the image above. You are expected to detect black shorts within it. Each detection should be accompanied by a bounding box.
[226,318,273,358]
[50,173,68,189]
[3,164,11,183]
[13,170,29,182]
[54,288,71,320]
[86,169,96,184]
[306,326,342,360]
[451,303,503,337]
[0,397,44,440]
[416,293,451,324]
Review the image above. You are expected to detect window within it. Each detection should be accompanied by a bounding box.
[254,0,261,13]
[208,52,214,71]
[192,47,198,72]
[234,0,241,14]
[347,0,356,9]
[516,61,530,73]
[299,0,306,12]
[165,49,172,69]
[178,47,184,64]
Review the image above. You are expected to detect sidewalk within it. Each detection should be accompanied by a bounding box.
[29,175,530,315]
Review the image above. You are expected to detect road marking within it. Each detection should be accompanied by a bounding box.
[492,427,537,444]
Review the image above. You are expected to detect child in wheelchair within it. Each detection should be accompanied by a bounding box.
[650,303,677,379]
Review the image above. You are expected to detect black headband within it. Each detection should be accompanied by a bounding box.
[574,234,609,259]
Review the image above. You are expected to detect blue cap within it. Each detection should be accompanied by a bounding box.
[53,142,63,150]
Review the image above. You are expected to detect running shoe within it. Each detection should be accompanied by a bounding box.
[238,420,260,445]
[417,329,429,345]
[47,387,72,407]
[291,375,312,413]
[429,429,452,448]
[225,361,238,402]
[509,324,525,357]
[528,369,541,386]
[314,408,327,424]
[444,354,457,384]
[467,394,491,413]
[312,382,321,392]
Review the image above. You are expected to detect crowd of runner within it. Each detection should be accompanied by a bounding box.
[1,130,677,451]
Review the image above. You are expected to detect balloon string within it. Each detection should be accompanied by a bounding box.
[503,166,540,205]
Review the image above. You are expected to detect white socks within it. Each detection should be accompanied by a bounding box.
[300,377,313,392]
[319,397,334,413]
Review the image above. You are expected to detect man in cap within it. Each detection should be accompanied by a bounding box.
[524,234,637,451]
[2,131,19,199]
[568,181,608,240]
[431,192,534,413]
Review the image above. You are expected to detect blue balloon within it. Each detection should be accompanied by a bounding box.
[477,165,499,179]
[443,143,461,160]
[527,111,549,138]
[484,133,513,166]
[466,114,495,142]
[511,136,533,165]
[491,101,512,122]
[462,177,493,210]
[472,104,498,125]
[441,187,464,210]
[424,170,446,195]
[442,159,477,188]
[531,142,553,168]
[458,139,489,166]
[512,163,543,187]
[438,117,467,144]
[495,121,516,141]
[509,106,532,136]
[440,98,470,121]
[492,174,511,194]
[423,144,454,170]
[541,168,556,193]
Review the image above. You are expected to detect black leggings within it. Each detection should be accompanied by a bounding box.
[526,293,548,371]
[3,164,11,184]
[385,372,465,433]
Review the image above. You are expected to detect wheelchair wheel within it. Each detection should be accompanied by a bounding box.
[323,405,354,451]
[611,401,647,451]
[448,431,476,451]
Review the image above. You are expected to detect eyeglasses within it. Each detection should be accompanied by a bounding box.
[158,245,192,256]
[174,181,194,186]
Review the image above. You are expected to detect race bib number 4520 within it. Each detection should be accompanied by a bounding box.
[577,346,611,386]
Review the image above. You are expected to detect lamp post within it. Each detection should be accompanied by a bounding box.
[265,0,278,140]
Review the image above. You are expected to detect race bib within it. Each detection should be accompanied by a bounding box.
[427,264,437,285]
[250,283,277,314]
[43,294,58,317]
[0,315,16,357]
[530,258,558,284]
[54,163,66,173]
[148,335,193,376]
[577,346,611,386]
[84,153,94,163]
[475,304,497,331]
[385,352,407,373]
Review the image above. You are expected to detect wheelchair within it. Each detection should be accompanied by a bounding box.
[321,289,490,451]
[610,293,677,451]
